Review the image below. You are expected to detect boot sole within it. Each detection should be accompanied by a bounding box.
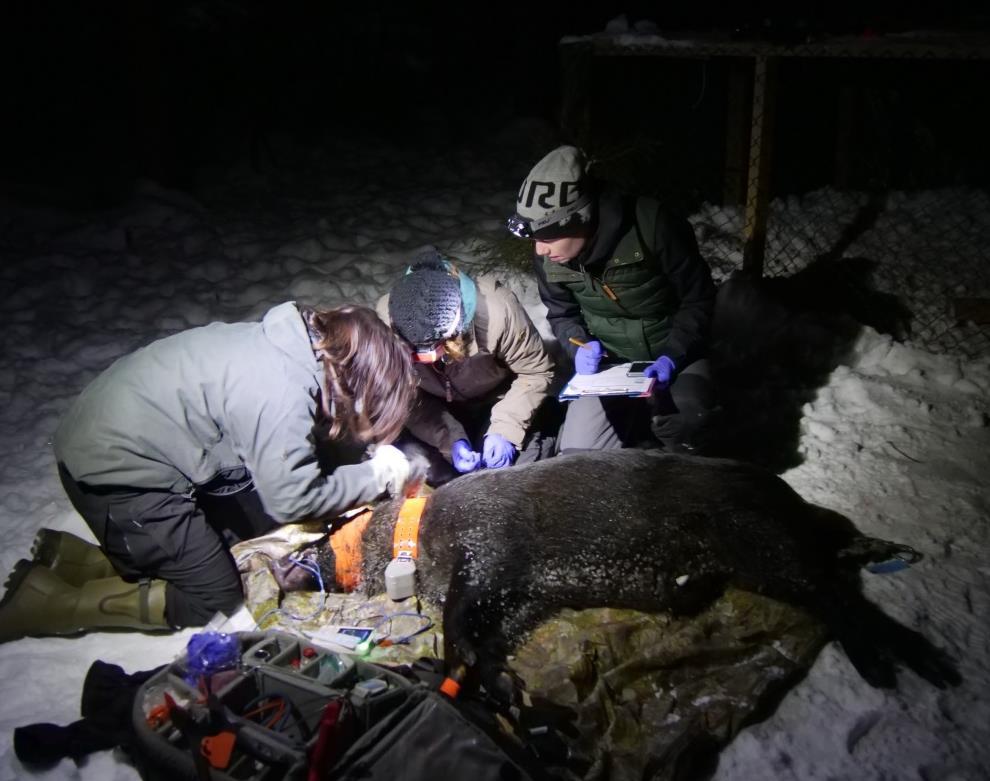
[29,528,117,586]
[0,559,38,613]
[30,529,62,569]
[0,561,90,642]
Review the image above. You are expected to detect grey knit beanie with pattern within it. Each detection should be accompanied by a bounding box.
[508,145,594,240]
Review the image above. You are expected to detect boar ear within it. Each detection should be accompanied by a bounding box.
[391,435,459,488]
[404,452,430,497]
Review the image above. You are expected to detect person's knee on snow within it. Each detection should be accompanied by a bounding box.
[164,573,244,628]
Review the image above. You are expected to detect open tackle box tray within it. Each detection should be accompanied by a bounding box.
[130,630,420,781]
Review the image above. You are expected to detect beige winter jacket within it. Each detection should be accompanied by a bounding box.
[377,276,554,455]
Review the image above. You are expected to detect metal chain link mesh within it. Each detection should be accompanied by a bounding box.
[560,34,990,358]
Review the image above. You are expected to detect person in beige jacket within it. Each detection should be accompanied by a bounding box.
[377,249,555,474]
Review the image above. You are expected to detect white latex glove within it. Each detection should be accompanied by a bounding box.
[368,444,411,498]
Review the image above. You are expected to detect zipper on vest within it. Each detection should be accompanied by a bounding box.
[432,364,454,403]
[580,263,620,303]
[592,273,619,302]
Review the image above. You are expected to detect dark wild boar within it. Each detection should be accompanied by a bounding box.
[280,450,959,700]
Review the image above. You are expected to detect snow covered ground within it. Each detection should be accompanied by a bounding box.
[1,125,988,780]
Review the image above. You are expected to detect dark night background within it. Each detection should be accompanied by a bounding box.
[1,8,989,777]
[2,1,989,207]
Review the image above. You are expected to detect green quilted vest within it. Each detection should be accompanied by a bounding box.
[542,198,678,361]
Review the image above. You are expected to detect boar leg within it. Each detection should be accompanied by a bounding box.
[441,559,534,704]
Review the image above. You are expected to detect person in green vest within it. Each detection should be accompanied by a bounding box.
[507,145,717,452]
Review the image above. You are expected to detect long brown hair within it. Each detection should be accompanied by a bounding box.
[306,305,416,444]
[440,332,471,362]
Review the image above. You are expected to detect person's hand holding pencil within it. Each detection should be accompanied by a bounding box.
[570,337,606,374]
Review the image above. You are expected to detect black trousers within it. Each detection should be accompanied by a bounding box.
[57,464,278,628]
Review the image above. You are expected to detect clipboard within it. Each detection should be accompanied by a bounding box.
[558,363,656,401]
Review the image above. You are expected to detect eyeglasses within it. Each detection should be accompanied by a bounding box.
[412,343,444,363]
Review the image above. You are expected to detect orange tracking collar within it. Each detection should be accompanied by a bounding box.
[328,509,373,592]
[328,497,427,591]
[392,496,426,559]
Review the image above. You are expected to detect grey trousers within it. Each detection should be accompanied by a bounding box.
[558,359,714,453]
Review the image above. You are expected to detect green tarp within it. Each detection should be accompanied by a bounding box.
[233,529,826,780]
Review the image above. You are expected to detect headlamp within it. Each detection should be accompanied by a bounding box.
[506,214,533,239]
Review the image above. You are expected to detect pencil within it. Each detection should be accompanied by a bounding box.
[568,337,608,357]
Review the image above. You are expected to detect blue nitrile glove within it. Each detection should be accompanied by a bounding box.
[574,340,604,374]
[482,433,517,469]
[451,439,482,473]
[644,355,676,388]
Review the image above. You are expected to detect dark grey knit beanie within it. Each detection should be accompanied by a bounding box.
[388,259,463,348]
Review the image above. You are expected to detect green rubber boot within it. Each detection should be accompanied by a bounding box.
[0,560,171,643]
[30,528,118,586]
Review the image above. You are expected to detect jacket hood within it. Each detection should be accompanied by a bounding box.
[576,188,633,269]
[261,302,320,373]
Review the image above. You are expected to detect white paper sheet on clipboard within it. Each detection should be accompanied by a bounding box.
[558,363,656,400]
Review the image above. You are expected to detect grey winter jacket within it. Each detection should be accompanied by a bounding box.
[54,302,388,523]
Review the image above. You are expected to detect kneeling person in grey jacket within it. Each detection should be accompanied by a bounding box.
[0,303,417,642]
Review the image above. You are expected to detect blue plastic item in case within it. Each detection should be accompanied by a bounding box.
[185,631,241,683]
[866,558,910,574]
[353,678,389,698]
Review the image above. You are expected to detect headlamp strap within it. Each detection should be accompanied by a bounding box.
[526,192,593,233]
